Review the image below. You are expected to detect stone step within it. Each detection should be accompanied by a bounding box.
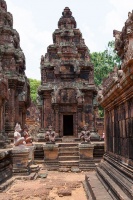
[97,167,131,200]
[0,177,15,192]
[98,160,133,199]
[62,137,79,142]
[34,159,44,164]
[59,143,79,147]
[59,151,79,156]
[59,160,79,167]
[59,147,79,152]
[85,172,113,200]
[59,156,79,161]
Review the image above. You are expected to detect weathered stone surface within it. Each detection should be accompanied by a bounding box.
[44,144,59,160]
[37,7,97,139]
[38,169,48,179]
[12,147,30,175]
[79,143,94,159]
[96,10,133,200]
[71,166,81,173]
[0,149,12,184]
[0,0,31,143]
[58,188,72,197]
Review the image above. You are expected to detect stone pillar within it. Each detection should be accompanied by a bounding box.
[12,147,30,175]
[89,69,94,84]
[44,95,51,128]
[22,108,26,128]
[15,91,19,125]
[77,107,83,128]
[104,110,108,152]
[75,113,78,137]
[43,143,59,170]
[79,143,95,170]
[9,88,16,131]
[42,98,44,129]
[55,107,59,134]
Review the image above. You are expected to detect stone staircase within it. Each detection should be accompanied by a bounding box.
[59,143,80,171]
[96,153,133,200]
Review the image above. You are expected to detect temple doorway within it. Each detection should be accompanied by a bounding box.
[63,115,73,136]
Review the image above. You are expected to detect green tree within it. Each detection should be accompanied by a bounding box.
[90,40,121,86]
[90,41,121,117]
[29,78,41,103]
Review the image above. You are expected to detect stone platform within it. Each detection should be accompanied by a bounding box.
[34,140,104,171]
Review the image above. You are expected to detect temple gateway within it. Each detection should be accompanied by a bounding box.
[38,7,97,137]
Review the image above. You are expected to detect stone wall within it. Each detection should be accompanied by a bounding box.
[96,10,133,199]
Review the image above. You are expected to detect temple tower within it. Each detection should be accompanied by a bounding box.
[38,7,97,137]
[0,0,31,139]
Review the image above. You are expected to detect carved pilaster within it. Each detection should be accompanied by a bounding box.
[55,106,59,134]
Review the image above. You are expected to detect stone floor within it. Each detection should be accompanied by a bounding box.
[0,169,87,200]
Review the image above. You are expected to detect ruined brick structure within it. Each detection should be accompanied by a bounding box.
[96,11,133,199]
[0,0,31,140]
[38,7,97,137]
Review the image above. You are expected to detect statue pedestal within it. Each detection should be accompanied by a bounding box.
[43,144,59,170]
[12,147,30,175]
[79,143,95,170]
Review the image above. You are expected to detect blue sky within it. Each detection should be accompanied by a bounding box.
[6,0,133,80]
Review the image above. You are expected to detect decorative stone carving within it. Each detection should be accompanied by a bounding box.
[79,124,90,143]
[96,10,133,199]
[44,125,58,143]
[38,7,97,137]
[0,0,31,141]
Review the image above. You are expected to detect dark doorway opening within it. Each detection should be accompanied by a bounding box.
[63,115,73,136]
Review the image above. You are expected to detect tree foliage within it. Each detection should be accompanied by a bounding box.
[90,40,121,86]
[90,41,121,117]
[29,78,40,103]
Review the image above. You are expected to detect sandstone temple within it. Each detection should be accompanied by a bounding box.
[0,0,31,147]
[0,1,133,200]
[38,7,97,138]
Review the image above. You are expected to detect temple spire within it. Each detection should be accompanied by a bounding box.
[58,7,77,29]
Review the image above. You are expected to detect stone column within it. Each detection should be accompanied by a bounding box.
[89,69,94,84]
[9,88,16,130]
[104,110,108,152]
[75,113,78,137]
[15,91,19,125]
[55,106,59,134]
[12,147,30,175]
[77,107,83,128]
[42,98,44,129]
[79,143,95,170]
[22,108,26,128]
[43,143,59,170]
[7,83,16,139]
